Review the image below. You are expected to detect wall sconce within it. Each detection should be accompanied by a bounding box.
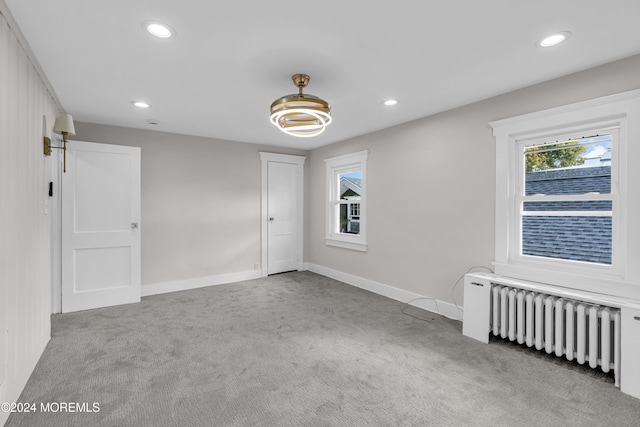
[44,113,75,172]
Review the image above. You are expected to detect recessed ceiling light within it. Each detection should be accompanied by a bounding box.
[131,101,150,108]
[143,21,175,39]
[383,99,398,106]
[538,31,571,47]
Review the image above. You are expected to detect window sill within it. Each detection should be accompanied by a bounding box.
[493,261,639,300]
[325,237,368,252]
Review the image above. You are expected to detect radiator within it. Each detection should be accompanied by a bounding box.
[490,283,621,387]
[463,272,640,399]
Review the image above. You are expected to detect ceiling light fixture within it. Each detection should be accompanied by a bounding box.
[538,31,571,47]
[383,99,398,106]
[143,21,175,38]
[270,74,332,138]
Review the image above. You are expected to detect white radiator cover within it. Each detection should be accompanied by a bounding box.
[463,272,640,400]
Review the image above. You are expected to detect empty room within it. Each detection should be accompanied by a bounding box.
[2,1,640,426]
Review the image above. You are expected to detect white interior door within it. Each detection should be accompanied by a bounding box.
[61,140,141,313]
[268,161,299,274]
[260,153,305,276]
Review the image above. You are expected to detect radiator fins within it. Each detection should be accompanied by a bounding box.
[490,284,621,387]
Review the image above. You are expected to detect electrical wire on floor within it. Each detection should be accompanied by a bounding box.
[400,296,438,322]
[400,265,493,322]
[451,265,493,312]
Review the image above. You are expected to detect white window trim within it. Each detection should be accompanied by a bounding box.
[325,150,369,252]
[490,89,640,300]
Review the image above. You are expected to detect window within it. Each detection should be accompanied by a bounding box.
[348,202,360,233]
[325,150,369,251]
[491,89,640,297]
[519,133,615,265]
[345,200,360,234]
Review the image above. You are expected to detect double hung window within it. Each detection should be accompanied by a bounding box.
[325,151,368,251]
[518,133,615,266]
[491,90,640,296]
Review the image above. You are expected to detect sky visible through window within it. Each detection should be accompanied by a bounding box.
[341,171,361,179]
[581,135,612,166]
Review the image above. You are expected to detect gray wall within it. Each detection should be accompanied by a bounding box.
[73,123,308,286]
[307,54,640,305]
[74,54,640,304]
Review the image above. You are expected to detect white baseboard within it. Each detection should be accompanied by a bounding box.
[305,263,463,321]
[142,270,262,297]
[0,333,49,427]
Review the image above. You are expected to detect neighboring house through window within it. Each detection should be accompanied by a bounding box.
[325,150,369,251]
[340,175,361,234]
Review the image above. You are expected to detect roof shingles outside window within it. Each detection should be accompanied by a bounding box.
[525,166,611,196]
[522,166,612,264]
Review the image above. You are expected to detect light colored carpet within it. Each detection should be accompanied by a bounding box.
[7,271,640,426]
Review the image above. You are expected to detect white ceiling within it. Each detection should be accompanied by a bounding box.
[6,1,640,149]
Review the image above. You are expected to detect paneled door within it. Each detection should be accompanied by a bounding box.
[260,153,305,276]
[61,141,141,313]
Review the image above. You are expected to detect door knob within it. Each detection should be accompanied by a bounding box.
[269,217,275,221]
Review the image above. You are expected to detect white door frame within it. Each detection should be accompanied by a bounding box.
[259,152,305,277]
[50,136,63,313]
